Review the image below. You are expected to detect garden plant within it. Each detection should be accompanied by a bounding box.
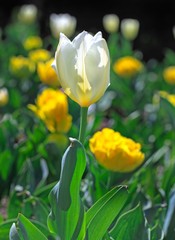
[0,4,175,240]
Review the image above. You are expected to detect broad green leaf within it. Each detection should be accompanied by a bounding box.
[86,185,128,240]
[109,203,148,240]
[47,138,86,240]
[9,213,47,240]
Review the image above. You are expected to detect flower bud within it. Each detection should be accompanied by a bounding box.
[17,4,37,24]
[52,31,110,107]
[0,88,9,107]
[50,13,77,39]
[121,18,140,40]
[102,14,120,33]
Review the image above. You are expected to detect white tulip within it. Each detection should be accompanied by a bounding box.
[52,31,110,107]
[50,13,77,39]
[121,18,140,40]
[17,4,37,24]
[103,14,120,33]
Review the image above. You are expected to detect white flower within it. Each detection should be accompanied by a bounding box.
[103,14,120,33]
[50,13,77,39]
[121,18,140,40]
[17,4,37,24]
[52,31,110,107]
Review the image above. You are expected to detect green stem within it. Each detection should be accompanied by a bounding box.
[78,107,88,145]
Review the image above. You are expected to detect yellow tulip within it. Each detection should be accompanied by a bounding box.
[28,88,72,133]
[113,56,143,78]
[0,88,9,107]
[52,31,110,107]
[23,36,43,51]
[89,128,145,172]
[163,66,175,84]
[37,58,60,87]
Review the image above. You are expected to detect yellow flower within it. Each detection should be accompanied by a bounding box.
[89,128,145,172]
[29,49,52,63]
[163,66,175,84]
[23,36,43,51]
[159,90,175,106]
[28,88,72,133]
[9,55,35,78]
[52,31,110,107]
[113,56,143,78]
[0,88,9,107]
[37,58,60,87]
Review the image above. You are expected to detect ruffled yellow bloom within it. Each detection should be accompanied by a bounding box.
[52,31,110,107]
[163,66,175,84]
[159,91,175,106]
[29,49,52,63]
[37,58,60,87]
[28,88,72,133]
[113,56,143,78]
[9,55,35,78]
[89,128,145,172]
[23,36,43,51]
[0,88,9,107]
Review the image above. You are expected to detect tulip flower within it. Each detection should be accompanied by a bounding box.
[50,13,77,39]
[0,88,9,107]
[163,66,175,85]
[121,18,140,41]
[89,128,145,172]
[102,14,120,33]
[17,4,38,24]
[52,31,110,107]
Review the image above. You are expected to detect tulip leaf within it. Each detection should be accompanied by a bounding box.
[9,213,48,240]
[109,203,148,240]
[47,138,86,240]
[86,185,128,240]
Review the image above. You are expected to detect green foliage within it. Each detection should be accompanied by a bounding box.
[1,5,175,240]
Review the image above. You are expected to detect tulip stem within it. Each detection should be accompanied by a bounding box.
[79,107,88,145]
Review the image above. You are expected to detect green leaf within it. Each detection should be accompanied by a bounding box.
[0,219,17,240]
[109,203,148,240]
[0,150,14,181]
[86,185,128,240]
[9,213,48,240]
[163,191,175,239]
[47,138,86,240]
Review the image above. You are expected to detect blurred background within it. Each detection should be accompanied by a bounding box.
[1,0,175,61]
